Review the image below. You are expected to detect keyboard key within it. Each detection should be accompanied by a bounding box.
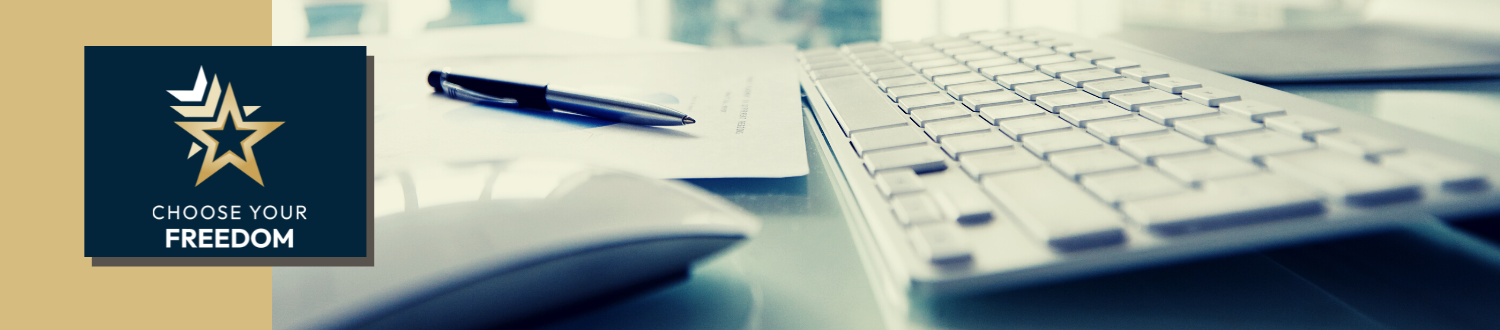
[856,56,901,68]
[1219,100,1286,122]
[1095,59,1140,73]
[979,64,1034,79]
[902,41,938,54]
[891,193,945,226]
[967,57,1018,70]
[979,102,1048,124]
[1053,45,1091,54]
[1005,48,1055,59]
[862,61,908,73]
[815,76,912,134]
[946,81,1005,99]
[802,51,842,60]
[875,169,926,198]
[1081,167,1188,204]
[908,222,973,264]
[1121,173,1325,235]
[1173,115,1263,142]
[1264,149,1421,206]
[802,50,842,60]
[842,42,881,51]
[1050,148,1141,179]
[834,48,870,57]
[1155,151,1262,185]
[940,131,1015,159]
[992,43,1039,53]
[887,83,941,101]
[850,125,928,155]
[1023,130,1103,159]
[806,58,847,69]
[933,39,973,47]
[898,94,957,113]
[997,115,1073,140]
[979,37,1025,47]
[1083,78,1152,98]
[959,149,1044,178]
[944,45,989,56]
[1086,116,1168,143]
[1014,80,1079,101]
[924,117,992,142]
[906,53,951,64]
[812,66,862,79]
[1121,68,1170,82]
[1059,69,1123,87]
[965,31,1009,41]
[898,47,939,56]
[877,76,928,91]
[1316,131,1404,160]
[828,48,861,57]
[885,41,926,51]
[931,38,970,45]
[893,49,936,60]
[1038,61,1096,77]
[962,91,1024,110]
[1021,54,1077,67]
[933,73,988,88]
[851,50,895,62]
[835,45,873,53]
[981,168,1126,251]
[921,65,971,78]
[806,59,852,70]
[865,145,949,174]
[1381,151,1490,192]
[1073,52,1114,63]
[1264,115,1338,139]
[1110,89,1182,111]
[1182,87,1242,107]
[955,51,1003,63]
[1215,130,1317,162]
[994,72,1054,88]
[931,188,995,224]
[1118,132,1209,163]
[900,50,943,61]
[933,40,976,50]
[1148,77,1202,94]
[1035,91,1103,112]
[801,48,841,59]
[909,104,973,127]
[1059,104,1132,127]
[869,67,918,81]
[1138,101,1217,126]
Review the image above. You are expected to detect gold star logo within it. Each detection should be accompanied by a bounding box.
[175,76,282,186]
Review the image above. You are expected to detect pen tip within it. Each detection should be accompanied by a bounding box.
[682,116,696,125]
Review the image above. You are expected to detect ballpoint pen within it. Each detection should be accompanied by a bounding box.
[427,70,696,126]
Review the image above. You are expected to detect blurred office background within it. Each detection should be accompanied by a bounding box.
[272,0,1500,48]
[275,0,1500,155]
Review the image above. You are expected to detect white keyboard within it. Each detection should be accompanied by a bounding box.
[798,28,1500,297]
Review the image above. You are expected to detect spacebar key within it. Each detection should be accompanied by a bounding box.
[981,168,1126,251]
[816,75,913,135]
[1121,173,1325,235]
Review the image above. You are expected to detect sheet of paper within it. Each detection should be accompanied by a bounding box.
[374,46,808,179]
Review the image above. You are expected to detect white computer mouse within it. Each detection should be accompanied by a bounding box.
[272,159,760,329]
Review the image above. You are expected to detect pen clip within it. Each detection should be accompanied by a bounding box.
[438,71,519,106]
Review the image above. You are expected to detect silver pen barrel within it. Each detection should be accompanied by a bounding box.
[545,86,694,126]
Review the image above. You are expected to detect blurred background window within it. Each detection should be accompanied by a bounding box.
[274,0,1499,48]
